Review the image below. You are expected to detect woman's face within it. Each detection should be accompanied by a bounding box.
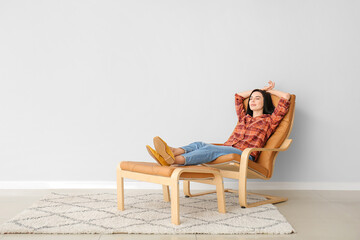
[249,91,264,112]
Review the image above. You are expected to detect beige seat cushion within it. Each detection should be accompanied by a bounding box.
[120,161,219,179]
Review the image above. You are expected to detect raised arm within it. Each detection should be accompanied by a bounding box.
[236,90,253,99]
[262,81,291,133]
[234,90,253,121]
[267,89,290,100]
[234,93,246,121]
[263,80,291,100]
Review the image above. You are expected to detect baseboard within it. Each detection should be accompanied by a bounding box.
[0,181,360,190]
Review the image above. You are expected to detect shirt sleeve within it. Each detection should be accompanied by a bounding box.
[269,97,291,132]
[235,93,246,121]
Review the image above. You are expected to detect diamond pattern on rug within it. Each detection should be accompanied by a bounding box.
[0,192,296,234]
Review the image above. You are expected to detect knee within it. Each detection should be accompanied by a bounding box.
[202,143,215,149]
[193,141,206,147]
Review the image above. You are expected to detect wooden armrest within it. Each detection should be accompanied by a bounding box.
[241,139,292,161]
[239,139,293,176]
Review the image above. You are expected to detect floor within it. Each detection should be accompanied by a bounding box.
[0,189,359,240]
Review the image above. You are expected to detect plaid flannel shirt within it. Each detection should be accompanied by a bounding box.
[222,93,291,161]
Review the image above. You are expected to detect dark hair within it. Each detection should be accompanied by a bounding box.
[245,89,275,117]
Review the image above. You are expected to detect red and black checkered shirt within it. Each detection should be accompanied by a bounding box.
[222,93,291,161]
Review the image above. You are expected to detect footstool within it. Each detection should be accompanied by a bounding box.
[117,161,226,225]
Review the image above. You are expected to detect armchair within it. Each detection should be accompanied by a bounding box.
[182,94,296,208]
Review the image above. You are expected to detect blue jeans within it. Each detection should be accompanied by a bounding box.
[179,141,255,166]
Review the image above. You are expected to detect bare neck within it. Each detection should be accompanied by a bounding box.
[252,110,263,118]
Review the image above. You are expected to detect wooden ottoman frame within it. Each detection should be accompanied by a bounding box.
[116,161,226,225]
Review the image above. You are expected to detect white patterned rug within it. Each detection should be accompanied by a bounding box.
[0,191,296,235]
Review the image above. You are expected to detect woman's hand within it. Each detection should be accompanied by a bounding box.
[265,81,291,100]
[262,80,275,91]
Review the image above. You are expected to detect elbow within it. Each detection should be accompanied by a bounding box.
[284,93,291,100]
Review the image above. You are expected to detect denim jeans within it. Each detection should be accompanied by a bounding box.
[179,141,255,166]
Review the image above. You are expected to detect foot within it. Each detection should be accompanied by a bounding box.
[146,145,171,166]
[169,146,176,155]
[153,136,175,164]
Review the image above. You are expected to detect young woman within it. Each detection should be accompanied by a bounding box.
[146,81,291,166]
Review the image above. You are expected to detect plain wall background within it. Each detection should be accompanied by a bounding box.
[1,0,359,185]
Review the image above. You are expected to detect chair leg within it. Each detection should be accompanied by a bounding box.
[183,180,220,197]
[214,175,226,213]
[238,175,247,208]
[238,177,287,208]
[246,192,288,207]
[184,176,286,208]
[183,180,191,197]
[116,169,124,211]
[170,180,180,225]
[162,185,170,202]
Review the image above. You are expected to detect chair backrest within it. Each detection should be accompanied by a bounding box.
[243,94,296,178]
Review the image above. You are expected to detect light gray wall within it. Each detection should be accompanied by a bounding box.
[1,0,359,183]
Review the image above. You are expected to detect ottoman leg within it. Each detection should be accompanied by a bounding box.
[214,174,226,213]
[162,185,170,202]
[116,168,124,211]
[170,181,180,225]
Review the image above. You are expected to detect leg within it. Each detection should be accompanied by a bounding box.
[170,147,185,156]
[179,148,215,166]
[168,141,207,158]
[174,155,186,164]
[178,144,230,166]
[179,144,254,166]
[176,141,207,154]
